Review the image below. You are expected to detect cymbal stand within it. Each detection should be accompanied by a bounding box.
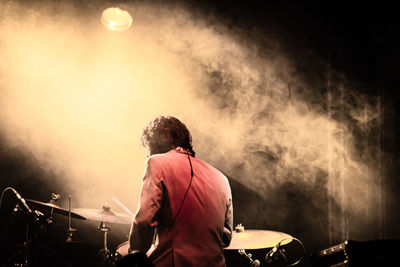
[98,221,113,263]
[66,195,77,242]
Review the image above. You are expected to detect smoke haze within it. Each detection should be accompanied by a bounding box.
[0,0,386,244]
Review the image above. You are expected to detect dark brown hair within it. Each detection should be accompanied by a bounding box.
[141,115,195,156]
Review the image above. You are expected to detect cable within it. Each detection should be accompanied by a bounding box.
[173,153,194,222]
[286,237,305,266]
[0,187,18,247]
[0,187,15,208]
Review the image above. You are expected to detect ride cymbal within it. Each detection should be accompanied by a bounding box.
[225,230,293,250]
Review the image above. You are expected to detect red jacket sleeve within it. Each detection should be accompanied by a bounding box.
[223,181,233,247]
[129,157,164,252]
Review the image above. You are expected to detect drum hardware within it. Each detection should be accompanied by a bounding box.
[1,190,90,267]
[238,249,260,267]
[265,243,286,264]
[235,223,245,232]
[88,203,121,265]
[224,226,300,267]
[70,202,132,264]
[98,220,115,262]
[1,211,48,267]
[0,189,53,267]
[49,193,60,205]
[66,195,77,242]
[264,237,305,266]
[232,224,261,266]
[98,220,111,252]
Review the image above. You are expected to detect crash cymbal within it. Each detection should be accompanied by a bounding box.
[26,199,86,220]
[72,208,132,224]
[225,230,293,250]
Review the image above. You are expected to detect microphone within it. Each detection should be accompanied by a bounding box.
[11,188,32,214]
[265,243,280,264]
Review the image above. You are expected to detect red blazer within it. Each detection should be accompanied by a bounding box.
[130,149,233,267]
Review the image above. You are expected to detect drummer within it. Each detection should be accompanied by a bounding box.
[128,115,233,267]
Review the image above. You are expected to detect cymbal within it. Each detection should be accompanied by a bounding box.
[72,208,132,224]
[26,199,86,220]
[225,230,293,250]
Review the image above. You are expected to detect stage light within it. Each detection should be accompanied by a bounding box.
[101,7,133,31]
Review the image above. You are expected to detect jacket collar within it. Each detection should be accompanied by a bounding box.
[169,147,193,156]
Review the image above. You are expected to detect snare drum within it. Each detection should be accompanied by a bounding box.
[116,241,130,257]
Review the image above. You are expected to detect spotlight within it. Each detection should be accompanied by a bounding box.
[101,7,133,31]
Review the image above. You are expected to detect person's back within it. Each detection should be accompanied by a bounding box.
[147,150,232,266]
[129,115,233,267]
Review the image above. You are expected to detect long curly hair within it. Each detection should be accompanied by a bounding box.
[141,115,195,157]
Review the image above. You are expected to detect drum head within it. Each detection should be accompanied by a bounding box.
[116,241,130,257]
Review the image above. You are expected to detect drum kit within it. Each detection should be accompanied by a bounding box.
[1,189,304,267]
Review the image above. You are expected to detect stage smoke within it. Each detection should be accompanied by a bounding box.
[0,0,387,245]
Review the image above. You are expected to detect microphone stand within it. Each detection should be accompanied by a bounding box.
[1,189,49,267]
[2,209,46,267]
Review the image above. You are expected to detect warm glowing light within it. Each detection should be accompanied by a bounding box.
[101,7,133,31]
